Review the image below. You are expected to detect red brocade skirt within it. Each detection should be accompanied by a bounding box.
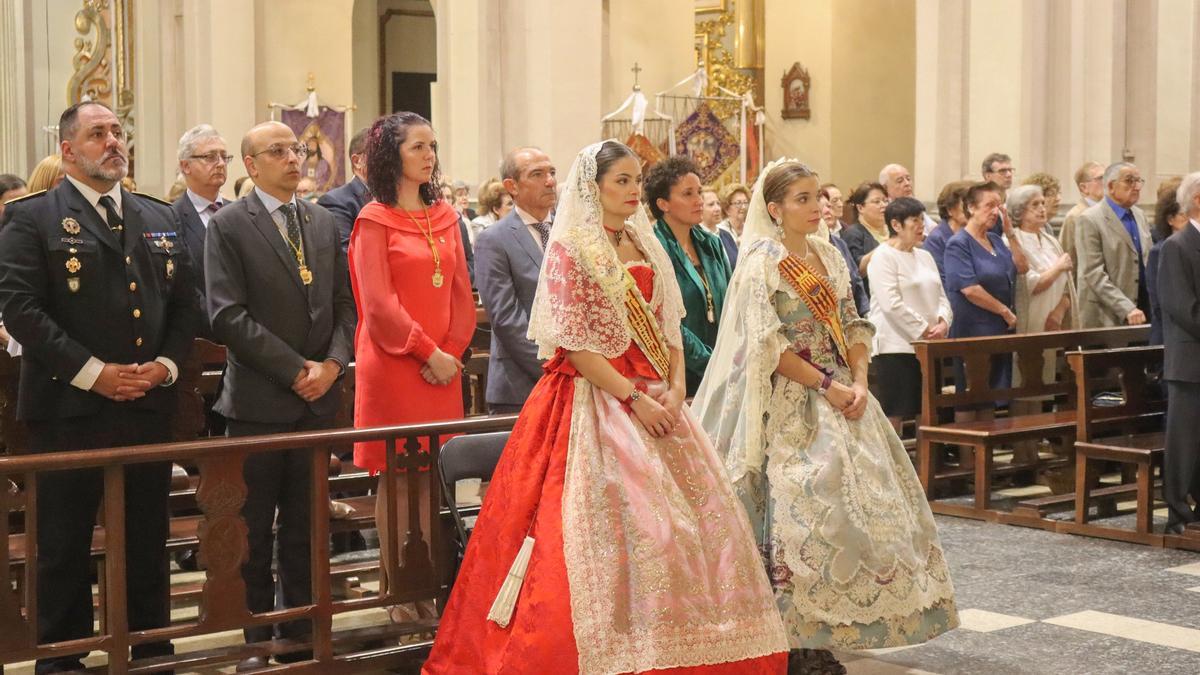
[423,351,785,674]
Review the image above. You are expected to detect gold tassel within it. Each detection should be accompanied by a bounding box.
[486,536,535,628]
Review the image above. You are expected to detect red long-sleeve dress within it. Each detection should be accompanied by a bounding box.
[348,200,477,471]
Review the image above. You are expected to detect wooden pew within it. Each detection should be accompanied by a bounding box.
[914,325,1150,521]
[1045,346,1166,544]
[1008,345,1166,535]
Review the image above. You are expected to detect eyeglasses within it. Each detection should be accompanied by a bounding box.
[252,143,308,160]
[993,168,1015,175]
[730,200,749,209]
[1119,177,1146,187]
[189,152,234,165]
[865,198,890,206]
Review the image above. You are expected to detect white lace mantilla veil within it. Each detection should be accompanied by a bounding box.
[691,157,834,485]
[527,140,685,359]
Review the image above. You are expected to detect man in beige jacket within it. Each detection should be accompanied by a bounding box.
[1075,162,1151,328]
[1059,161,1105,267]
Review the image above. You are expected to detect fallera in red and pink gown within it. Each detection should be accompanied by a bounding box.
[423,262,788,674]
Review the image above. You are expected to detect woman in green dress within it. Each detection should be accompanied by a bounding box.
[645,156,733,395]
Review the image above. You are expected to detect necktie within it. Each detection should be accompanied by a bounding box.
[533,221,552,250]
[280,203,301,247]
[1120,211,1143,258]
[98,195,124,239]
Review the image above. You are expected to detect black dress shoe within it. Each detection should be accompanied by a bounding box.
[1166,523,1186,535]
[274,649,313,664]
[235,656,269,672]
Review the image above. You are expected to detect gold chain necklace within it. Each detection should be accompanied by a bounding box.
[280,219,312,285]
[402,206,443,287]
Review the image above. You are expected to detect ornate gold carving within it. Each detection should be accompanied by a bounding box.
[694,11,757,119]
[67,0,113,106]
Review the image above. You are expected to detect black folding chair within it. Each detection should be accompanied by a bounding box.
[437,431,510,573]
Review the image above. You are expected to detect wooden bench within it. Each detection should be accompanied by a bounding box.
[1049,346,1166,544]
[914,325,1150,520]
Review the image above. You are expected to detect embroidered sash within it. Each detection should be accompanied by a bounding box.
[622,268,672,380]
[778,254,849,360]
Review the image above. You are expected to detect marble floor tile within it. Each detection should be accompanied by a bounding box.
[1166,561,1200,576]
[1043,610,1200,653]
[955,608,1036,632]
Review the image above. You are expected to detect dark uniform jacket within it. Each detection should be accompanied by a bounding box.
[205,191,356,424]
[0,179,200,421]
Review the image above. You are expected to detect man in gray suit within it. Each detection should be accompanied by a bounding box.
[1075,162,1151,328]
[1159,171,1200,534]
[172,124,231,337]
[205,121,356,667]
[473,147,557,413]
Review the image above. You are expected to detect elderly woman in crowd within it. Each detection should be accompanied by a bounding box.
[1021,172,1062,222]
[717,182,749,267]
[923,180,974,283]
[467,177,513,243]
[944,182,1028,428]
[867,197,953,434]
[840,181,891,288]
[647,156,733,395]
[1149,177,1188,346]
[1007,184,1076,462]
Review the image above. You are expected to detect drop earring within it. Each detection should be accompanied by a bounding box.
[774,217,784,239]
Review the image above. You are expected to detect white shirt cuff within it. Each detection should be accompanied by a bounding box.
[155,357,178,387]
[70,356,105,391]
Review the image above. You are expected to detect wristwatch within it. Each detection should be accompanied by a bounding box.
[816,372,833,397]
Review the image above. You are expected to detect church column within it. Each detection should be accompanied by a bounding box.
[433,0,502,186]
[0,0,30,174]
[1155,0,1195,180]
[913,0,969,199]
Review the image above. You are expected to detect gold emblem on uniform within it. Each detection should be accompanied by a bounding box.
[156,235,174,251]
[65,257,82,274]
[67,277,80,293]
[62,217,81,235]
[165,257,175,279]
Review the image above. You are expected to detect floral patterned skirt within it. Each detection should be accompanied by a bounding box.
[739,375,959,650]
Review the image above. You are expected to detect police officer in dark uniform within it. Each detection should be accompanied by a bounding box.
[0,101,200,673]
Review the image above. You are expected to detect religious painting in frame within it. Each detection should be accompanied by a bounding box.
[781,62,811,120]
[675,102,739,184]
[280,107,347,193]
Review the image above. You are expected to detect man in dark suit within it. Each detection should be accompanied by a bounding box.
[1159,171,1200,535]
[171,124,231,333]
[474,147,556,413]
[205,121,356,668]
[317,126,370,252]
[0,101,199,673]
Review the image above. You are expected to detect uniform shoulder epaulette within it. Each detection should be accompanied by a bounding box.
[132,191,172,207]
[3,189,46,205]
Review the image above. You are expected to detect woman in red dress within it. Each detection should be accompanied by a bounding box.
[348,112,476,616]
[423,141,787,674]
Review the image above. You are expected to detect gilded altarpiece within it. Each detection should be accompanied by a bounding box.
[66,0,137,175]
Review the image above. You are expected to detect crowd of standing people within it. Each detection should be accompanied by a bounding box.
[1,100,1198,674]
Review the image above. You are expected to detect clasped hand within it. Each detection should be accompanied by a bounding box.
[92,362,169,402]
[630,384,684,439]
[292,360,339,402]
[420,348,463,386]
[822,381,868,421]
